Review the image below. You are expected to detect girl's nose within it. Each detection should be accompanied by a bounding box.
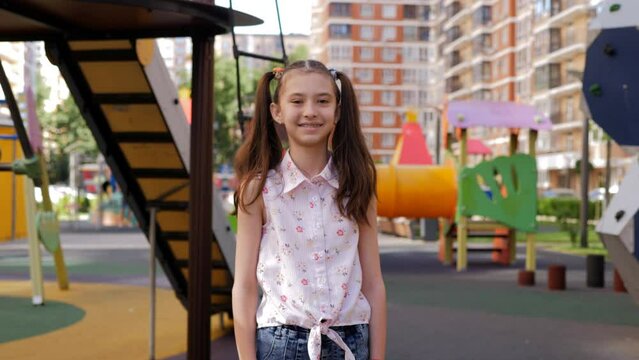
[303,103,317,118]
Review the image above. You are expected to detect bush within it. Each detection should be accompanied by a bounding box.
[537,198,603,246]
[537,198,602,220]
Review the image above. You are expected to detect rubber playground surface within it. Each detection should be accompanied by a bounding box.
[1,229,638,360]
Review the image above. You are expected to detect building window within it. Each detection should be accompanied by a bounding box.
[419,47,430,61]
[382,26,397,41]
[418,26,430,41]
[382,47,398,62]
[357,90,373,105]
[359,47,374,61]
[419,90,429,107]
[402,69,417,84]
[329,3,352,17]
[360,26,374,40]
[403,47,419,62]
[382,5,397,18]
[404,26,418,41]
[404,5,417,19]
[364,133,373,147]
[360,4,374,18]
[360,111,373,126]
[355,68,374,83]
[419,5,431,20]
[565,96,574,122]
[418,69,430,85]
[328,45,352,61]
[329,24,352,39]
[402,90,416,106]
[382,134,396,148]
[382,112,395,126]
[381,91,396,106]
[382,69,396,84]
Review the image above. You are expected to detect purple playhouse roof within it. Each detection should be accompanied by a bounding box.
[447,100,552,130]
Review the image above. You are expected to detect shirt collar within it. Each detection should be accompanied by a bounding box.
[280,150,339,194]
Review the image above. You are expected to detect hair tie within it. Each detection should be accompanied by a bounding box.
[328,68,337,80]
[272,67,284,80]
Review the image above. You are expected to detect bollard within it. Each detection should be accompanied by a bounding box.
[518,270,535,286]
[547,264,566,291]
[614,269,628,293]
[586,254,605,288]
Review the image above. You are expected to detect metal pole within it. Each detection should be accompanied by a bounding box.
[604,137,611,206]
[0,60,34,158]
[435,112,441,164]
[149,207,157,360]
[579,118,590,248]
[11,138,17,240]
[188,34,214,360]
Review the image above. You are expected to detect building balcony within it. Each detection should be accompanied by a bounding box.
[444,7,472,31]
[536,43,586,69]
[548,0,590,28]
[445,1,462,19]
[445,61,472,79]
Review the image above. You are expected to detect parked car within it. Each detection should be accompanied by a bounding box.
[588,186,619,201]
[540,187,578,199]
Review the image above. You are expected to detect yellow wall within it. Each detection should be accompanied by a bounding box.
[0,126,27,241]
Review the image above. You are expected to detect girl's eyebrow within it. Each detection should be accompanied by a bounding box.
[288,92,334,98]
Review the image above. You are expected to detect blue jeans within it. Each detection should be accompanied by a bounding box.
[256,324,369,360]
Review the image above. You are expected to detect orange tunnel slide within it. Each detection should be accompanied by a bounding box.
[376,164,457,219]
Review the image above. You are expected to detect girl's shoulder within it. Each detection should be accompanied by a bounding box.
[262,168,284,200]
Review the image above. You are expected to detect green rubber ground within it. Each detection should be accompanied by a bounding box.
[0,297,85,343]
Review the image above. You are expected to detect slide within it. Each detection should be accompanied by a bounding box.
[376,118,457,219]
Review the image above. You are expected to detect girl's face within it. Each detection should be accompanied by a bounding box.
[270,71,338,150]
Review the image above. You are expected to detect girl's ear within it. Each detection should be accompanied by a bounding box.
[334,105,340,124]
[270,102,282,124]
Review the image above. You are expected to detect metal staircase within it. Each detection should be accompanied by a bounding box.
[46,38,236,314]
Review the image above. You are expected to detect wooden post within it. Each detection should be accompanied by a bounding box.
[526,130,538,271]
[457,128,468,271]
[188,34,214,360]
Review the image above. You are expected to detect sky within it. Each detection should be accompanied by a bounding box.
[216,0,312,35]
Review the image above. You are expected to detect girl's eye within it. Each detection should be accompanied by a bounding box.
[291,99,303,104]
[318,98,330,104]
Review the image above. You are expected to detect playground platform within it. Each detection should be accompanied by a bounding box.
[1,228,638,360]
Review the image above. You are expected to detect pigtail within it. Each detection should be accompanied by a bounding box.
[332,71,377,225]
[234,71,283,212]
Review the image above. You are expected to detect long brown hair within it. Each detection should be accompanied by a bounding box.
[234,60,376,224]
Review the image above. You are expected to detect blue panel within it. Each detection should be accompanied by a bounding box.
[583,27,639,146]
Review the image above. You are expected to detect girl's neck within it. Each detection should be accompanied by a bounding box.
[289,146,329,179]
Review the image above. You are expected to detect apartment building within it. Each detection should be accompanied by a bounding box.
[311,0,443,162]
[440,0,629,191]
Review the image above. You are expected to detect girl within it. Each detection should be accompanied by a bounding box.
[232,60,386,360]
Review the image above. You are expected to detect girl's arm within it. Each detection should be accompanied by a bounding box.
[358,199,387,360]
[232,182,264,360]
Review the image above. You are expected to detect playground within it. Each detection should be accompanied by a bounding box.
[1,0,639,359]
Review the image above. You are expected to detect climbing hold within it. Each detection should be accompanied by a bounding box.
[457,114,465,122]
[589,83,602,97]
[614,210,625,222]
[533,115,543,123]
[603,43,616,56]
[609,3,620,12]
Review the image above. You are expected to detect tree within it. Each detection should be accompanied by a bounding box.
[39,95,97,183]
[211,56,258,167]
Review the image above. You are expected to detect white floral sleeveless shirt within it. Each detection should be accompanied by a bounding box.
[256,151,371,360]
